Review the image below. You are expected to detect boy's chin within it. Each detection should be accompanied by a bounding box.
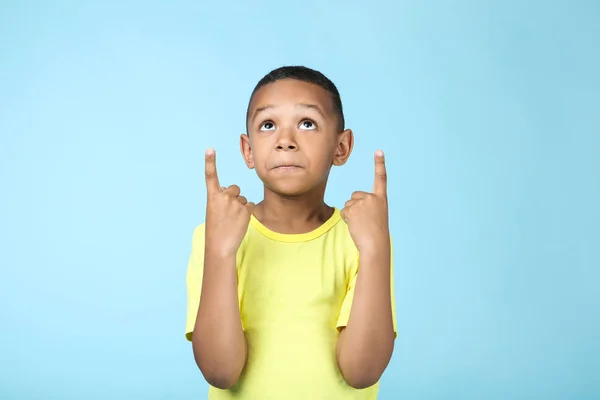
[264,181,316,198]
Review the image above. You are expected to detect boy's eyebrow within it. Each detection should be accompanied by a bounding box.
[253,105,275,121]
[297,103,325,118]
[252,103,326,121]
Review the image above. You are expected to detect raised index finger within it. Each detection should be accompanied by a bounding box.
[205,148,220,194]
[373,150,387,196]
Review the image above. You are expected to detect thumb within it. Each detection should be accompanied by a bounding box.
[373,150,387,196]
[205,148,220,194]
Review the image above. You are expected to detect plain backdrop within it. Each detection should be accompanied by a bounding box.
[1,1,599,399]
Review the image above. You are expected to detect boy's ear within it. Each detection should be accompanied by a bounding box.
[240,133,255,169]
[332,129,354,166]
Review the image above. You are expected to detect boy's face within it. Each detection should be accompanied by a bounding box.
[241,79,353,197]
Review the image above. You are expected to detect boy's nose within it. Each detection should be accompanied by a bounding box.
[276,141,297,151]
[275,130,298,151]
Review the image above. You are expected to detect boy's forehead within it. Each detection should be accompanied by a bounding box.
[249,79,334,113]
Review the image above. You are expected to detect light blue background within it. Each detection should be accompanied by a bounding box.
[1,1,598,399]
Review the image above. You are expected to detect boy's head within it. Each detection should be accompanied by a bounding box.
[241,66,353,198]
[245,66,345,133]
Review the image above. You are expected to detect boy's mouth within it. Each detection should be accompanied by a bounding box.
[272,164,303,170]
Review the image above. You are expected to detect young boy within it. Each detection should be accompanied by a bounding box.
[185,66,397,399]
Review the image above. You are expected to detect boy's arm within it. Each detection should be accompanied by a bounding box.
[337,150,396,389]
[336,244,395,389]
[188,150,253,390]
[192,249,247,390]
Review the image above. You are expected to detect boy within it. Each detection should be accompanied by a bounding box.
[185,66,397,399]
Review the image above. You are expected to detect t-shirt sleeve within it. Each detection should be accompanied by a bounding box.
[336,236,398,337]
[185,223,205,342]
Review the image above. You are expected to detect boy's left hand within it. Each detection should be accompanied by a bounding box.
[341,150,390,253]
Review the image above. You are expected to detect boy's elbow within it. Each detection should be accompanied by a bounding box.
[201,369,239,390]
[342,370,382,390]
[338,352,386,389]
[337,337,394,389]
[192,334,246,390]
[194,355,242,390]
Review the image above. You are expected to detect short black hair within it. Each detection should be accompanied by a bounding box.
[246,66,345,132]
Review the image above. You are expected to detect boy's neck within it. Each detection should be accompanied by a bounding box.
[253,187,334,235]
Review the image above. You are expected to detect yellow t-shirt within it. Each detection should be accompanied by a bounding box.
[185,208,397,399]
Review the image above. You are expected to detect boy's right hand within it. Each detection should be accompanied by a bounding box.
[204,148,255,258]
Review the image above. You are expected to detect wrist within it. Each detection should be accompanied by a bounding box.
[358,239,391,264]
[204,244,238,266]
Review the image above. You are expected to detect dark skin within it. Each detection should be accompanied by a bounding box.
[193,79,394,389]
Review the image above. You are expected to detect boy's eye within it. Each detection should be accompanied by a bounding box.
[299,120,316,130]
[259,121,276,131]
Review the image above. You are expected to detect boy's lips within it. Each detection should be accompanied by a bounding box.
[272,164,303,170]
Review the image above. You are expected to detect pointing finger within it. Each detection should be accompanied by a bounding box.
[373,150,387,195]
[205,148,220,194]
